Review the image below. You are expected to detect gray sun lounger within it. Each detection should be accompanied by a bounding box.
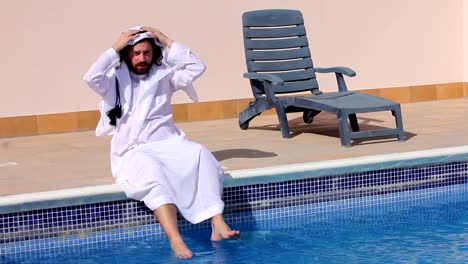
[238,9,405,147]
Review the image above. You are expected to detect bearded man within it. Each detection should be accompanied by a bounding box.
[83,25,239,259]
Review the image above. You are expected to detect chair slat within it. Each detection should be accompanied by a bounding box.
[247,47,311,61]
[245,36,308,49]
[244,25,306,38]
[248,58,313,72]
[277,80,319,94]
[243,9,303,27]
[272,69,317,82]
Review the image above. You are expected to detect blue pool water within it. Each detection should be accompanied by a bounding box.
[3,187,467,264]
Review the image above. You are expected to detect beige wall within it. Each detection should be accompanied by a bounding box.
[0,0,464,118]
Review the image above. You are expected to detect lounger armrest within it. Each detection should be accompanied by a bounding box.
[315,67,356,92]
[315,67,356,77]
[243,73,283,105]
[243,73,284,85]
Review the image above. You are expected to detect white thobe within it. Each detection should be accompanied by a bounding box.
[83,42,224,224]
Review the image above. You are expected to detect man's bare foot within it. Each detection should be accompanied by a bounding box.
[170,237,193,259]
[211,214,240,241]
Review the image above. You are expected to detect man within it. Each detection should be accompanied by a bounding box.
[83,25,239,259]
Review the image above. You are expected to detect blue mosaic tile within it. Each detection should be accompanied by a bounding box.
[0,161,467,255]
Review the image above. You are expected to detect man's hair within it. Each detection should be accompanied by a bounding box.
[119,38,163,67]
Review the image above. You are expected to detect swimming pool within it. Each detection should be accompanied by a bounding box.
[1,146,467,263]
[3,184,467,263]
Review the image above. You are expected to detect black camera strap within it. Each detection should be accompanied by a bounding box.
[106,78,123,126]
[115,78,121,109]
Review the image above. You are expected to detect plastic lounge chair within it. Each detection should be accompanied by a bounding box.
[239,9,405,147]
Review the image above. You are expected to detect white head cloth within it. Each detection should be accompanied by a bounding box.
[127,25,163,47]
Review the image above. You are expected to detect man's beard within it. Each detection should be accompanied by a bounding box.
[129,62,151,75]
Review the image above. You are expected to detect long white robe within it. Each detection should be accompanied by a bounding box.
[83,42,224,224]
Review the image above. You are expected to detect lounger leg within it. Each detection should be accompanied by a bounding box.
[275,103,290,138]
[337,111,351,147]
[303,109,321,124]
[348,113,360,132]
[239,99,272,129]
[392,108,405,142]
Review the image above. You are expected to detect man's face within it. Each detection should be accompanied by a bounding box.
[128,40,153,74]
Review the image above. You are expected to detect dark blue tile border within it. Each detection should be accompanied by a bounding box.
[1,160,467,254]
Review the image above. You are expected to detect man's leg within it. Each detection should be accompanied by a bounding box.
[154,204,193,259]
[211,213,240,241]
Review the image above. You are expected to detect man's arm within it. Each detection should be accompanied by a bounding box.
[83,49,119,96]
[112,29,143,53]
[141,26,206,89]
[141,26,174,48]
[83,30,141,96]
[165,42,206,90]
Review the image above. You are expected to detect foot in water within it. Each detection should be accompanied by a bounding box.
[170,237,193,259]
[210,214,240,241]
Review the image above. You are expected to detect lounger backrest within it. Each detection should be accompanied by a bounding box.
[243,9,319,95]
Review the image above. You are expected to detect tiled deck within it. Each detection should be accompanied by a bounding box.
[0,98,467,196]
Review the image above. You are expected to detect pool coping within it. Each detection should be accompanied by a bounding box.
[1,145,468,214]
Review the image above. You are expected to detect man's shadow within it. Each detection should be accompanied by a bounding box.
[212,149,277,162]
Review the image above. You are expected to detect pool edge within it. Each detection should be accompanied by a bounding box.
[1,145,468,214]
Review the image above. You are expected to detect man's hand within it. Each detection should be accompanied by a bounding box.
[112,30,142,52]
[141,26,174,48]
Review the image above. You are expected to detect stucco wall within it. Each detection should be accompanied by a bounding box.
[0,0,463,117]
[464,0,468,82]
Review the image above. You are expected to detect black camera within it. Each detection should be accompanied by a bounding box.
[106,106,122,126]
[107,78,122,126]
